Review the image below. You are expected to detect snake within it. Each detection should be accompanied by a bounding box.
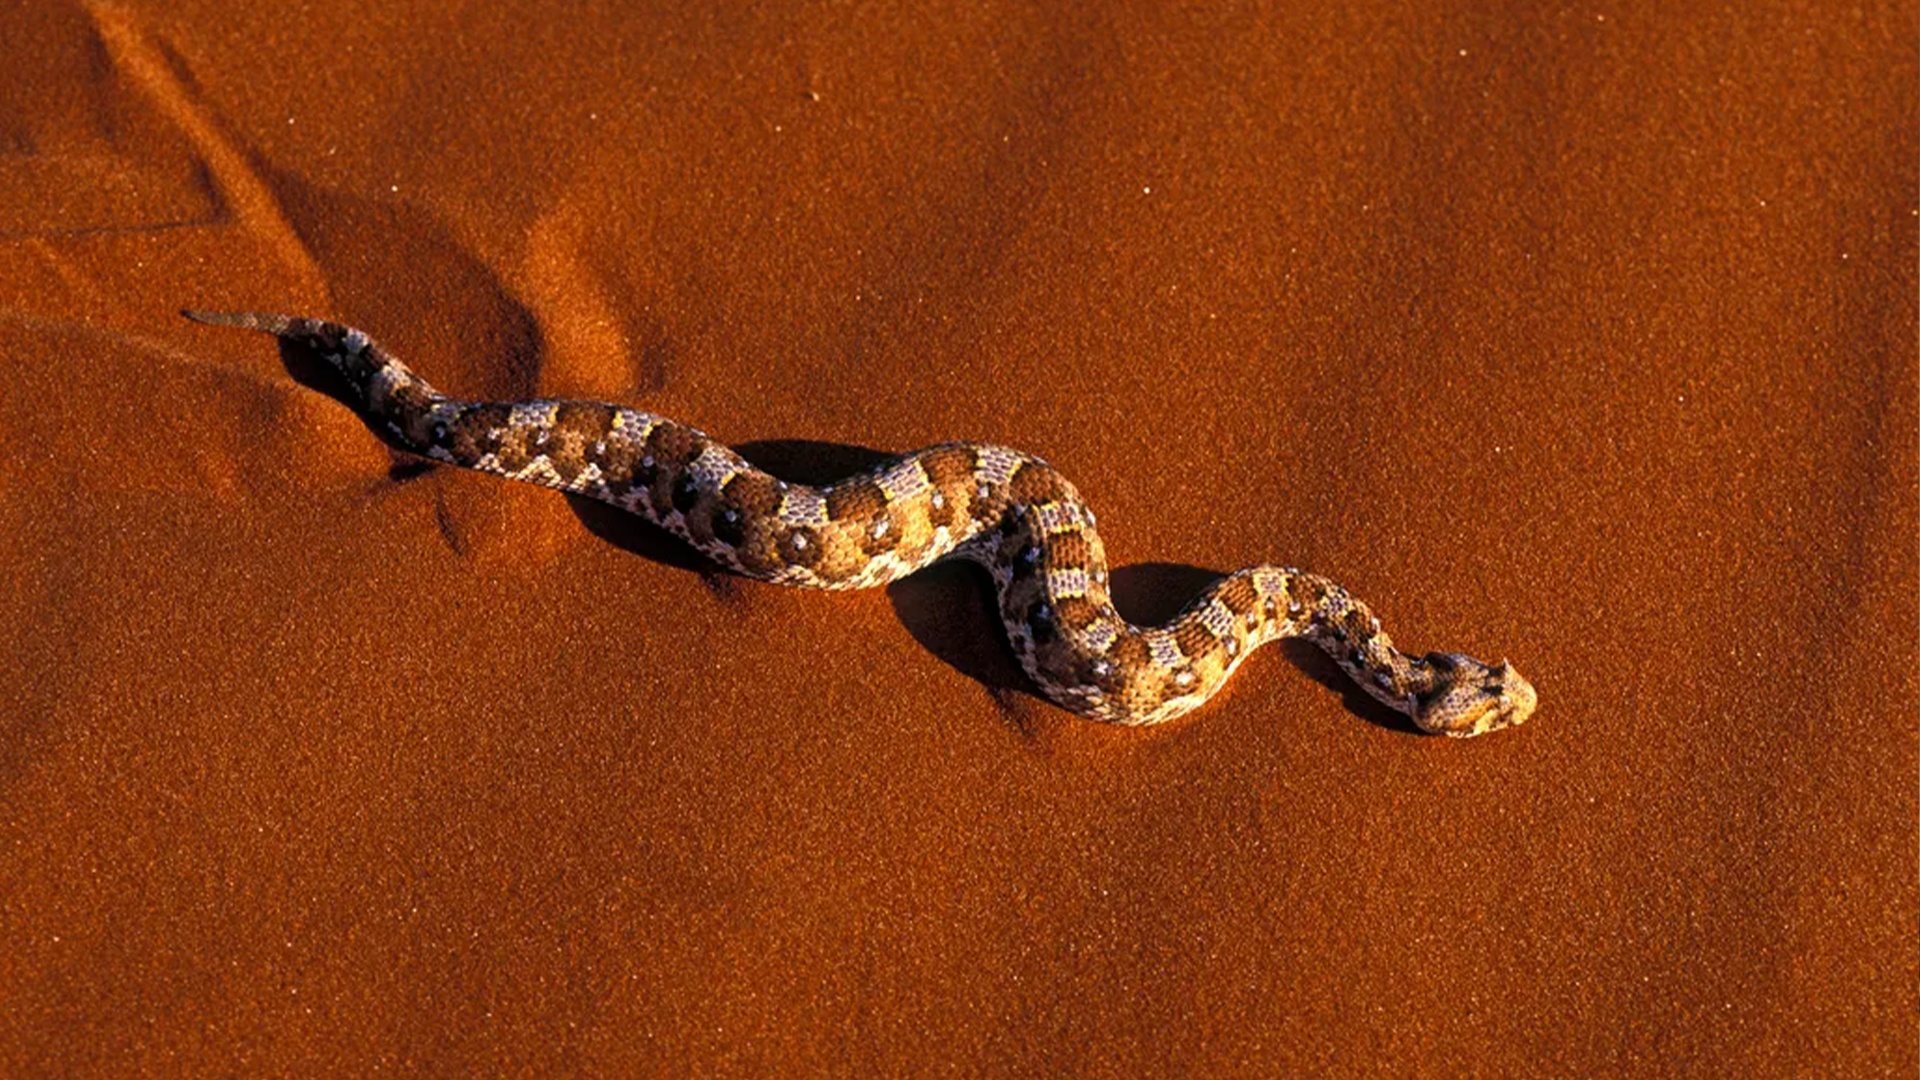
[184,309,1536,736]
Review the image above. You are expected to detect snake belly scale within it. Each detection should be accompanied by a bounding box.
[185,310,1537,737]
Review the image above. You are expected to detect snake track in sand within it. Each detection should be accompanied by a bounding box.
[186,310,1536,736]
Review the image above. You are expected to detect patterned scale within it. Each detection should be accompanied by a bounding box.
[184,310,1537,736]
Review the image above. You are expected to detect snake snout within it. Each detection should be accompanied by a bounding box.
[1413,653,1538,737]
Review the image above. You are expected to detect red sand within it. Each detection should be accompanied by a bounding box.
[2,1,1913,1074]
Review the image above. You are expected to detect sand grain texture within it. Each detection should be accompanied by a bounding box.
[1,1,1913,1075]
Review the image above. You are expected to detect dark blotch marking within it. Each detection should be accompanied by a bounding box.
[859,515,901,557]
[858,509,902,557]
[1107,633,1154,670]
[915,448,975,529]
[1052,596,1100,634]
[1104,633,1163,710]
[810,536,871,584]
[447,401,510,447]
[1010,543,1042,581]
[1294,577,1328,609]
[969,490,1004,527]
[826,476,887,523]
[1172,618,1220,660]
[917,445,978,487]
[645,422,701,459]
[492,432,532,473]
[784,527,822,568]
[644,423,706,504]
[1216,575,1260,616]
[712,507,746,548]
[1028,601,1056,644]
[721,472,784,515]
[1009,461,1072,505]
[531,425,585,484]
[594,437,641,490]
[381,380,439,431]
[1044,531,1092,575]
[671,474,701,514]
[554,402,615,441]
[447,404,510,464]
[996,567,1046,624]
[924,487,963,530]
[714,474,788,573]
[540,402,615,479]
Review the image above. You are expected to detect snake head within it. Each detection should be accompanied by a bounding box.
[1410,653,1537,738]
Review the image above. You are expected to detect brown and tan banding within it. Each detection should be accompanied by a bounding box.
[182,309,1537,736]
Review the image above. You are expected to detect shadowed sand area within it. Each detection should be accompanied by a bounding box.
[1,1,1913,1074]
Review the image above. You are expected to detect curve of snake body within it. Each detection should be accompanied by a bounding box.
[185,310,1536,737]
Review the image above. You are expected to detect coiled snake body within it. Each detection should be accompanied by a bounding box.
[186,310,1536,737]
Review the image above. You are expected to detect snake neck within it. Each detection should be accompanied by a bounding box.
[1290,573,1535,736]
[1285,572,1427,711]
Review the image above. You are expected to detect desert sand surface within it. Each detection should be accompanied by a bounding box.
[1,1,1913,1074]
